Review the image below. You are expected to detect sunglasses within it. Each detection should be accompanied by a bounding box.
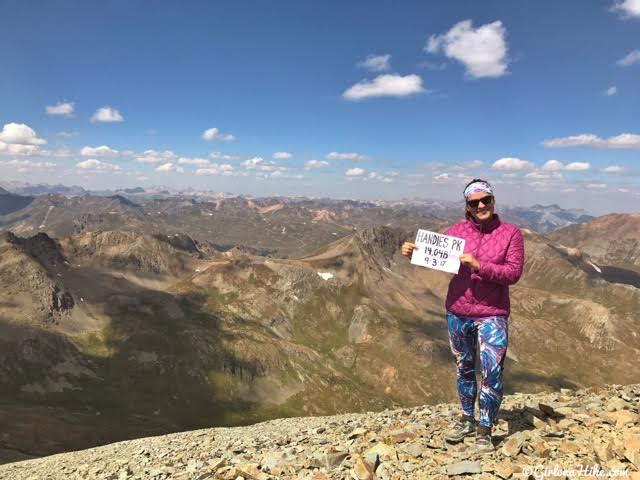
[466,195,494,208]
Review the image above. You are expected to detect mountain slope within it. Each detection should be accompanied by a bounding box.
[0,225,638,460]
[549,213,640,275]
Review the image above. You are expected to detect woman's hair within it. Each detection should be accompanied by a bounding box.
[463,178,494,220]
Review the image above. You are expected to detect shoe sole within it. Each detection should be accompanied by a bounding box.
[444,430,475,443]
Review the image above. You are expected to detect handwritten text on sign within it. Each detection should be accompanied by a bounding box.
[410,229,466,274]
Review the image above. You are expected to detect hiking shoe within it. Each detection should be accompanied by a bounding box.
[475,424,495,453]
[444,414,476,443]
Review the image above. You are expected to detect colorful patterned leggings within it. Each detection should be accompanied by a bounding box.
[446,312,508,428]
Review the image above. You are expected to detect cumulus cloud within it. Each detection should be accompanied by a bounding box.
[542,133,640,149]
[196,163,236,176]
[156,163,184,173]
[0,123,47,155]
[603,165,630,174]
[242,157,268,169]
[426,20,509,78]
[326,151,370,161]
[305,160,329,170]
[492,157,534,170]
[453,160,483,170]
[617,50,640,67]
[357,54,392,72]
[241,157,288,176]
[81,145,119,157]
[542,160,565,171]
[177,157,210,167]
[273,151,293,160]
[611,0,640,18]
[524,171,564,181]
[210,151,240,161]
[605,86,618,96]
[0,123,46,146]
[46,101,74,117]
[76,159,121,172]
[135,150,178,164]
[345,167,365,177]
[565,162,590,171]
[343,74,425,101]
[432,172,470,185]
[202,127,235,142]
[365,171,395,183]
[91,106,124,123]
[0,159,56,173]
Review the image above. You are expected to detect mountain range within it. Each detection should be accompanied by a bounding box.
[0,188,636,462]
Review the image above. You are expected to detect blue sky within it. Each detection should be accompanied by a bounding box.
[1,0,639,214]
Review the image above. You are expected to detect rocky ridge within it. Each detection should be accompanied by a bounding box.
[2,383,639,480]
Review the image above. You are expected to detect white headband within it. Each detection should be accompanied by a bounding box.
[464,181,494,199]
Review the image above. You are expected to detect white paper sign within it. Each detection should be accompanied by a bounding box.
[410,229,466,274]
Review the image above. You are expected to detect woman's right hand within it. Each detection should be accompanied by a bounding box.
[401,242,416,258]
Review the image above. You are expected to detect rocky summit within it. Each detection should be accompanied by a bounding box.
[2,383,639,480]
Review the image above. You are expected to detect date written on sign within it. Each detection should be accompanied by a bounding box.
[410,229,466,274]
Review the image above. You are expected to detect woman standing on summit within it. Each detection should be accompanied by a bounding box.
[401,178,525,453]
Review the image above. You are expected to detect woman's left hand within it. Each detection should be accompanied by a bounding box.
[459,253,480,272]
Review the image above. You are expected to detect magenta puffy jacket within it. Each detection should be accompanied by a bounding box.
[444,214,525,318]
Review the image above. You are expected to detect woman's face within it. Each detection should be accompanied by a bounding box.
[466,191,495,224]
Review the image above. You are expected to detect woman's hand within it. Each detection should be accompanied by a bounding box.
[401,242,416,258]
[459,253,480,272]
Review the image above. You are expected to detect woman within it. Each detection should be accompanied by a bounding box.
[401,178,525,453]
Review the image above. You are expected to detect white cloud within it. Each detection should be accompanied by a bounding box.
[605,86,618,96]
[343,74,425,101]
[611,0,640,18]
[617,50,640,67]
[524,171,564,181]
[432,172,470,184]
[81,145,119,157]
[242,157,267,169]
[565,162,590,171]
[210,151,240,161]
[326,151,370,161]
[46,101,74,117]
[0,123,47,155]
[273,151,293,160]
[305,160,329,170]
[0,159,56,173]
[426,20,509,78]
[240,157,286,174]
[542,160,564,171]
[603,165,630,174]
[202,127,235,142]
[453,160,483,170]
[156,163,184,173]
[91,106,124,123]
[345,167,365,177]
[542,133,640,149]
[76,159,121,172]
[587,183,607,189]
[135,150,178,164]
[0,123,46,146]
[365,171,395,183]
[357,54,392,72]
[492,157,534,170]
[196,163,236,176]
[178,157,210,167]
